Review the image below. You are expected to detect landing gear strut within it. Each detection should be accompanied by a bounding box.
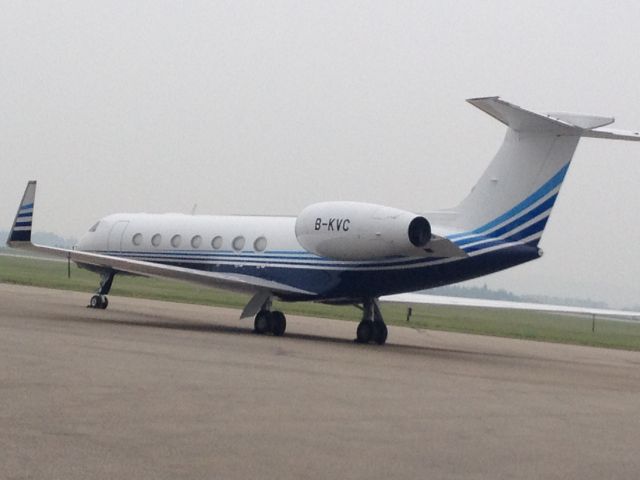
[356,298,387,345]
[88,270,115,310]
[254,309,287,336]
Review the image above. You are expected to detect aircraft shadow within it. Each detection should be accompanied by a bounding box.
[62,308,530,362]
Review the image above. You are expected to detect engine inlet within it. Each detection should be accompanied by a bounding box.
[408,216,431,247]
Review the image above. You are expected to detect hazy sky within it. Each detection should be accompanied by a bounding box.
[2,1,639,307]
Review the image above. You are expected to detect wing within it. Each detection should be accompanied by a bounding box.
[381,293,640,322]
[7,181,314,299]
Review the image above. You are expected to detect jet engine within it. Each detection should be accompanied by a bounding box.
[295,201,432,260]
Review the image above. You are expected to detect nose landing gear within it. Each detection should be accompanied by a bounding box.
[88,271,115,309]
[89,294,109,309]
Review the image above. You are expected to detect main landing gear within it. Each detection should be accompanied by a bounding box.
[88,271,115,310]
[253,310,287,337]
[245,292,388,345]
[355,298,388,345]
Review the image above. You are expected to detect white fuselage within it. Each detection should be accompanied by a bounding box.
[78,213,303,257]
[75,211,473,301]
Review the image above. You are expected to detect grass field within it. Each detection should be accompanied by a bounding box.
[2,252,639,351]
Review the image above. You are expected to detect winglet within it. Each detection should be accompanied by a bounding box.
[7,181,37,246]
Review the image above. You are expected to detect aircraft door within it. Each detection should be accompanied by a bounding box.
[107,221,129,252]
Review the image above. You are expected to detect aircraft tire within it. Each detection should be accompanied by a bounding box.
[270,311,287,336]
[100,296,109,310]
[356,321,373,343]
[372,322,388,345]
[90,295,102,309]
[254,310,271,334]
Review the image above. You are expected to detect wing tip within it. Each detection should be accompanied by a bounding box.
[7,181,38,247]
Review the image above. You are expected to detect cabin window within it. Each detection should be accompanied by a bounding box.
[253,236,267,252]
[88,221,100,233]
[132,233,143,246]
[232,236,245,251]
[151,234,162,247]
[191,235,202,249]
[211,236,223,249]
[171,234,182,248]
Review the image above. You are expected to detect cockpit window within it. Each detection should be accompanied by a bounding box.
[88,221,100,232]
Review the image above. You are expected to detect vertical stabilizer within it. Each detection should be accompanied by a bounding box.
[450,97,640,247]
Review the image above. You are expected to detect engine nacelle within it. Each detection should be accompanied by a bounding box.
[295,201,431,260]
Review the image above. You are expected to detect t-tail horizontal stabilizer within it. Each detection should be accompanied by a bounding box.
[468,96,640,140]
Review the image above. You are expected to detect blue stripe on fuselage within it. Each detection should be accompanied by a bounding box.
[94,249,448,270]
[462,217,548,253]
[455,193,557,248]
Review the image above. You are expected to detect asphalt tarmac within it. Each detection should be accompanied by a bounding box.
[2,283,640,480]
